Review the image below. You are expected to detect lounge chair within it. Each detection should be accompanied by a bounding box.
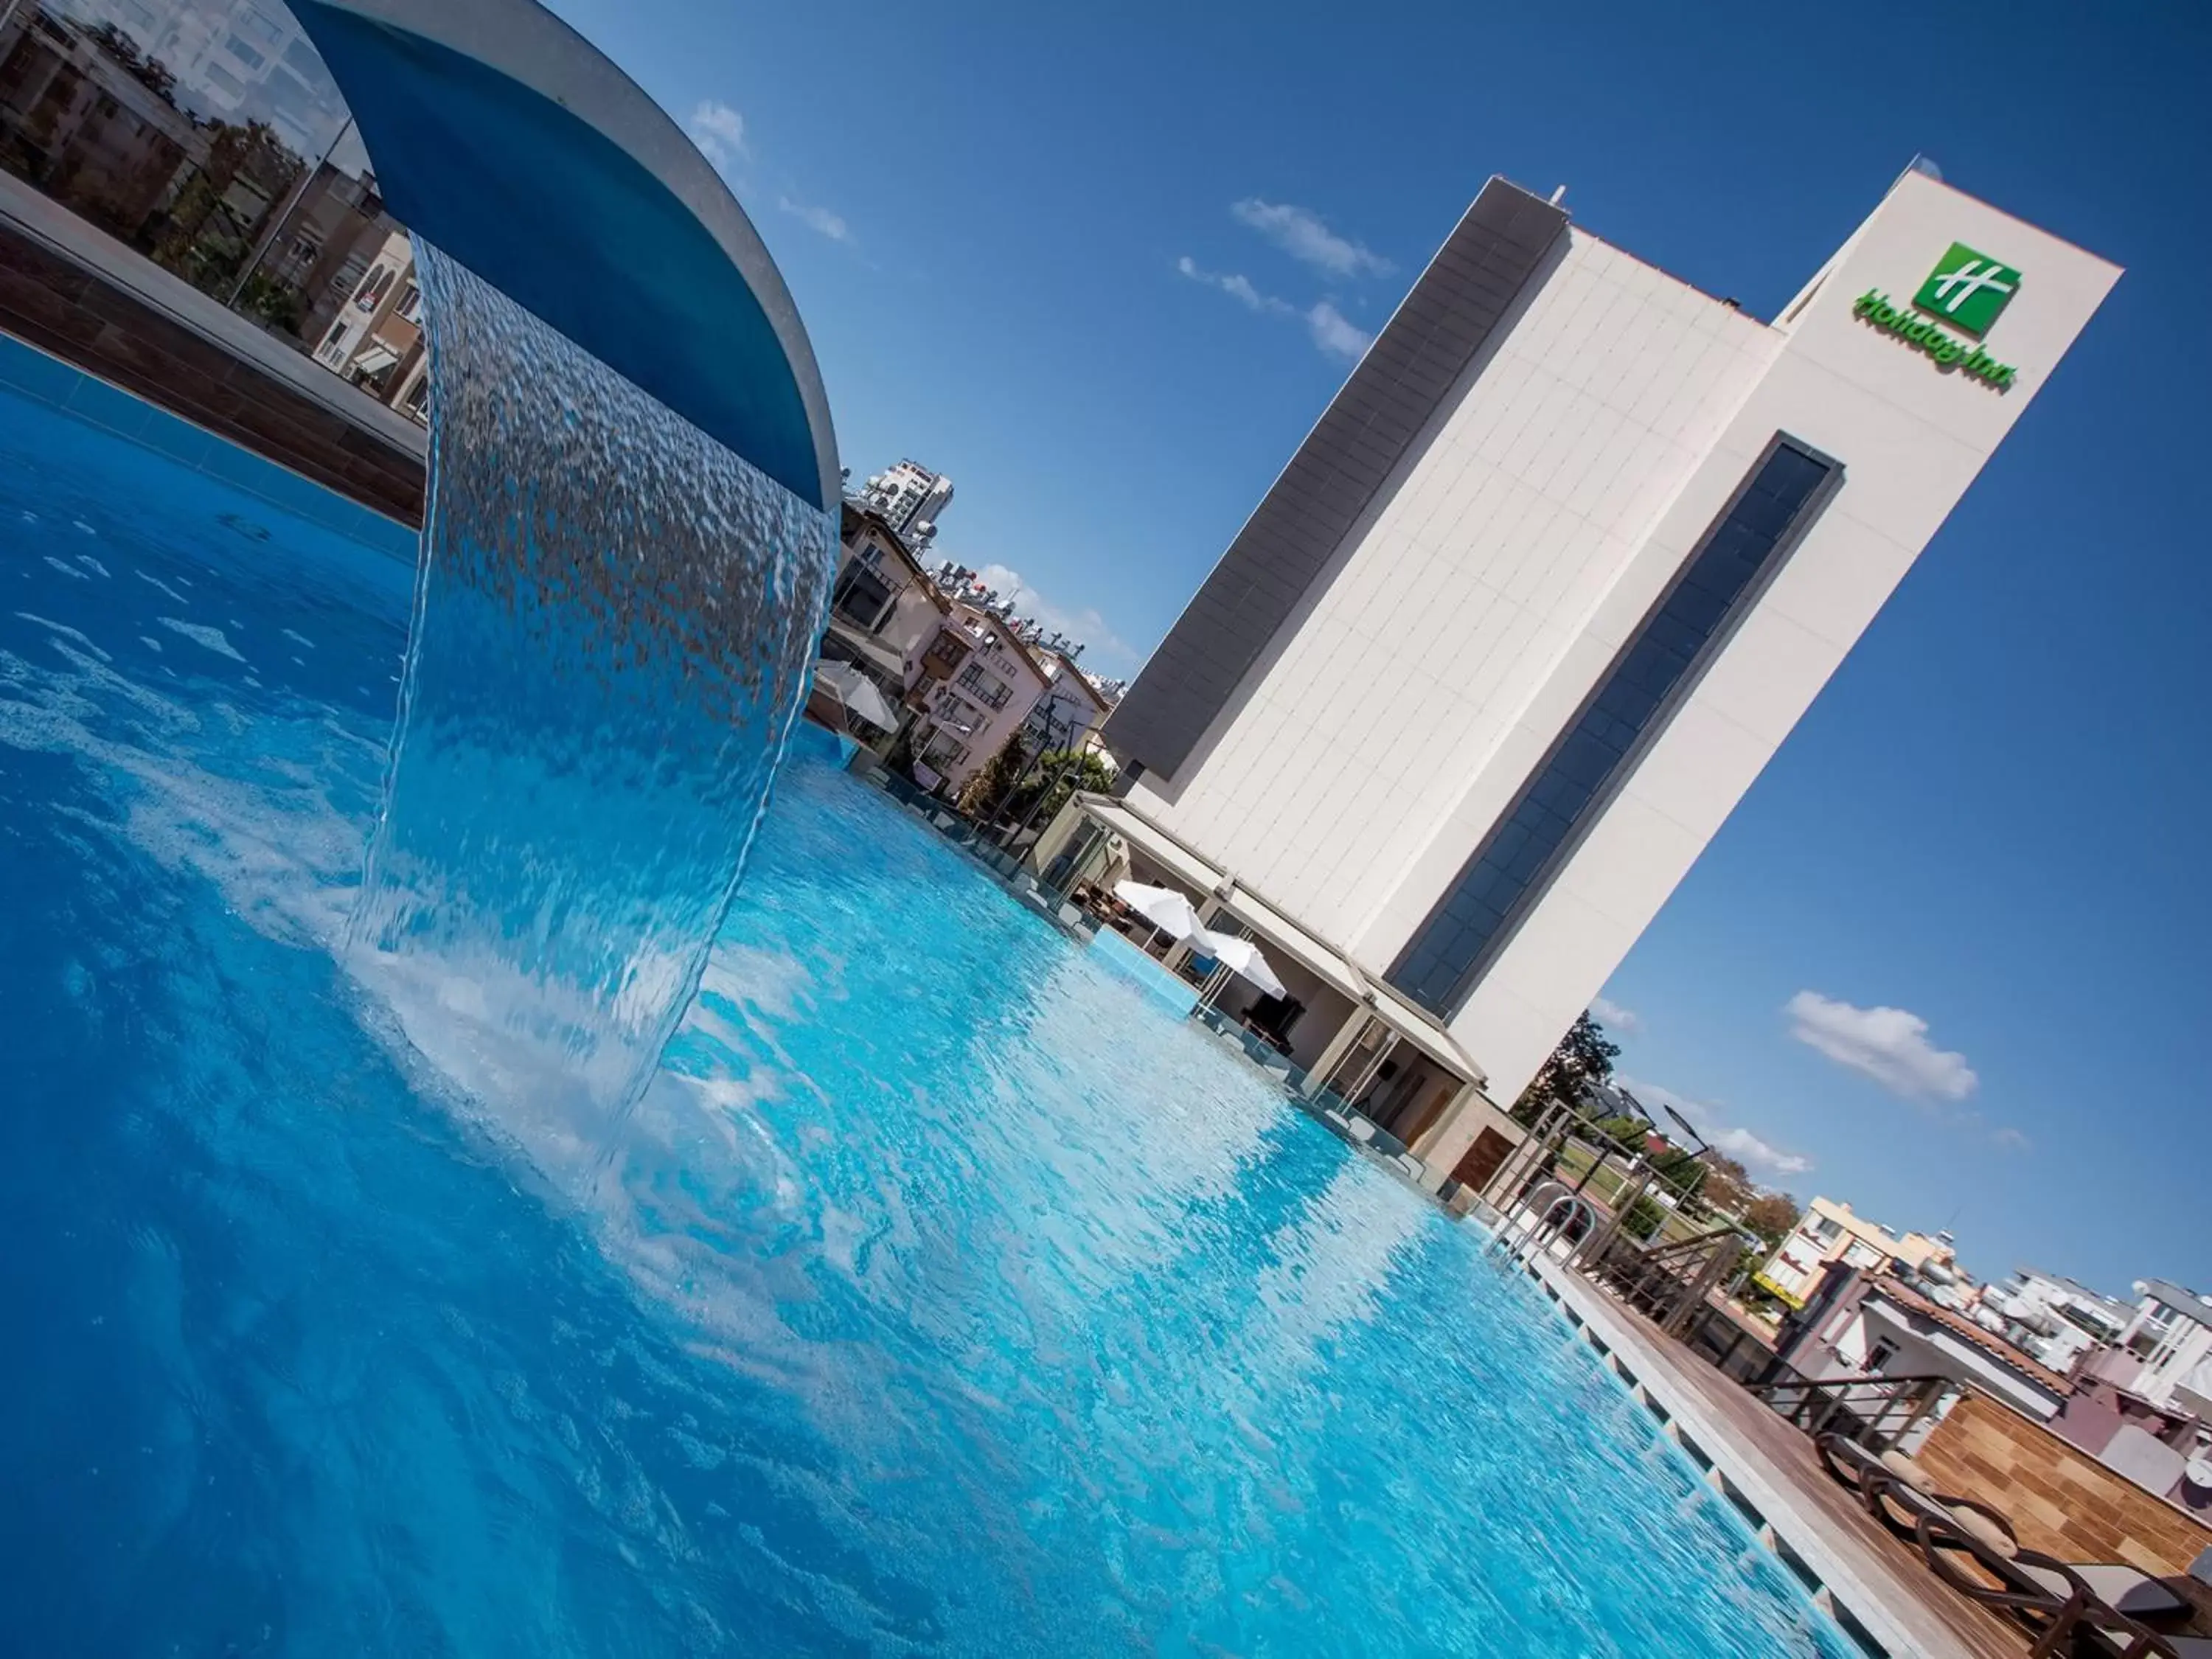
[1815,1435,2193,1645]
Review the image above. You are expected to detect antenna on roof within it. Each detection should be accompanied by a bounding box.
[1548,184,1567,206]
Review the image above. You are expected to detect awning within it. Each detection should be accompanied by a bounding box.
[350,340,401,375]
[1071,794,1483,1084]
[822,618,908,686]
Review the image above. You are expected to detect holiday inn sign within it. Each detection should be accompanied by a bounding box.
[1853,241,2021,389]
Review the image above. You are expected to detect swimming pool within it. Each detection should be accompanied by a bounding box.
[0,369,1856,1656]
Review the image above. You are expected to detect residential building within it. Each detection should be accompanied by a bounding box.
[1781,1260,2212,1521]
[819,502,953,717]
[0,6,206,236]
[1756,1198,1951,1308]
[310,226,426,420]
[1063,165,2115,1194]
[1023,648,1115,756]
[2084,1281,2212,1418]
[858,458,953,549]
[1779,1262,2073,1431]
[1978,1267,2136,1376]
[66,0,350,161]
[910,602,1048,795]
[246,156,401,349]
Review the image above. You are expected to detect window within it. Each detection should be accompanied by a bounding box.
[1813,1216,1845,1245]
[395,283,422,324]
[1387,437,1838,1016]
[830,563,895,632]
[1864,1338,1898,1375]
[225,35,267,71]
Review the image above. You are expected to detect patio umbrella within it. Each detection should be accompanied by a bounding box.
[813,660,899,734]
[1111,880,1204,942]
[1192,930,1290,999]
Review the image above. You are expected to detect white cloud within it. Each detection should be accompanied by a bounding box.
[1589,995,1640,1034]
[1230,199,1394,279]
[1784,990,1978,1102]
[1991,1126,2033,1152]
[1304,301,1371,362]
[1177,261,1369,363]
[686,100,747,170]
[778,195,851,243]
[1621,1077,1812,1180]
[972,562,1135,672]
[1175,256,1293,315]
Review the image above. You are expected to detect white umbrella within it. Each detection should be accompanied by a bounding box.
[813,660,899,734]
[1112,880,1204,942]
[1192,929,1289,998]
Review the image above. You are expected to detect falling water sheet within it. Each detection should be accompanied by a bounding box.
[347,240,836,1181]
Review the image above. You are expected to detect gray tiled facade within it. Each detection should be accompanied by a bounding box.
[1103,178,1569,782]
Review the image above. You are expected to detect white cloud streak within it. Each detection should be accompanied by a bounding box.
[1231,199,1394,279]
[1304,301,1371,362]
[686,101,853,246]
[686,100,747,170]
[1176,256,1292,315]
[1621,1077,1812,1180]
[1588,995,1641,1034]
[1176,260,1371,362]
[1784,991,1978,1102]
[779,195,852,243]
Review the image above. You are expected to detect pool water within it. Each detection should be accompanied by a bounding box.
[0,381,1855,1657]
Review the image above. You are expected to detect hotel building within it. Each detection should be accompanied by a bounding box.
[1040,164,2118,1196]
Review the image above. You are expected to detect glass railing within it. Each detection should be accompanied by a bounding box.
[1,0,428,422]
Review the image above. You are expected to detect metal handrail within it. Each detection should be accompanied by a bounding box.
[1745,1366,1952,1453]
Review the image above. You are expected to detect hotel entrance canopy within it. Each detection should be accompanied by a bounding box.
[1071,793,1488,1088]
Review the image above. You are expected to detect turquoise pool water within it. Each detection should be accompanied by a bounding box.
[0,373,1856,1656]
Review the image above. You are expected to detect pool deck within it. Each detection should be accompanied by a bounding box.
[1517,1251,2028,1659]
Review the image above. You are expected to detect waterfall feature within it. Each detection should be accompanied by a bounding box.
[348,241,835,1152]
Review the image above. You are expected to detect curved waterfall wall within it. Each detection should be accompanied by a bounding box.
[349,242,835,1150]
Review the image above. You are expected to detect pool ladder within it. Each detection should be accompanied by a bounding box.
[1488,1180,1600,1268]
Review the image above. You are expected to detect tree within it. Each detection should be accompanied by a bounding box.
[1650,1144,1708,1199]
[1004,747,1115,830]
[1513,1010,1622,1126]
[958,735,1028,818]
[1593,1114,1649,1150]
[1700,1153,1756,1216]
[1742,1192,1801,1245]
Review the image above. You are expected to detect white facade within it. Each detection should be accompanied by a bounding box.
[1980,1267,2135,1374]
[1757,1196,1948,1307]
[860,459,953,549]
[2092,1281,2212,1416]
[1110,168,2118,1164]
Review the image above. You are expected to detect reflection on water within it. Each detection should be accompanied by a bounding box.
[347,241,834,1160]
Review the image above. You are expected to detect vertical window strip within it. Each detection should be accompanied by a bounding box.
[1387,439,1838,1018]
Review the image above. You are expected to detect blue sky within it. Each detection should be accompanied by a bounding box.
[542,0,2211,1295]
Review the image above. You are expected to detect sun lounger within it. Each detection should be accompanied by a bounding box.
[1815,1434,2193,1649]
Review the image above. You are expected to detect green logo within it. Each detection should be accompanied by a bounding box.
[1911,243,2020,337]
[1851,291,2017,389]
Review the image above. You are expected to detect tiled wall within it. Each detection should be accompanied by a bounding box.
[1917,1392,2212,1576]
[1135,221,1774,956]
[0,330,416,563]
